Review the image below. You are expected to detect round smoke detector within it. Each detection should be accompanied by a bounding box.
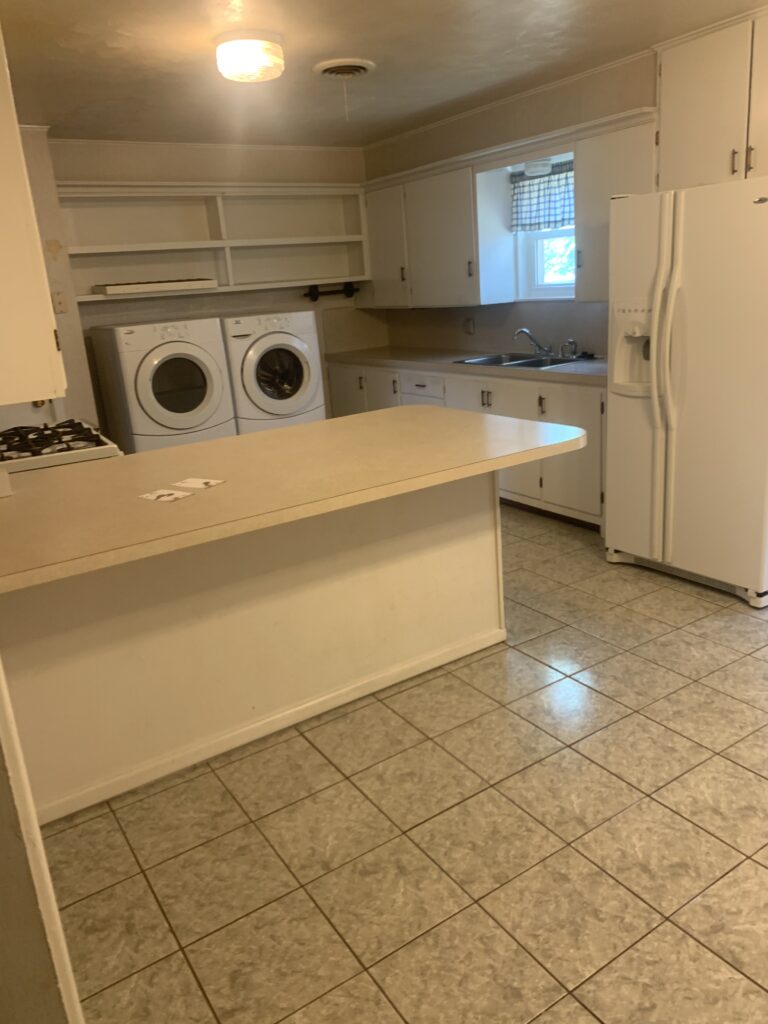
[313,58,376,78]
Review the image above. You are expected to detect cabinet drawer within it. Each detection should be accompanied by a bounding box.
[400,393,445,407]
[399,371,445,398]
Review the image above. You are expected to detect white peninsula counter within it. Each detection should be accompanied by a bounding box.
[0,406,584,820]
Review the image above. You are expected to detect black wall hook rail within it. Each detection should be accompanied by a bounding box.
[303,282,359,302]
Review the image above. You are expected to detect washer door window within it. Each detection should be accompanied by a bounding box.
[242,332,320,416]
[136,341,224,430]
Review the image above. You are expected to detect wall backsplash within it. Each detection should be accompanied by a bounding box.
[384,301,609,357]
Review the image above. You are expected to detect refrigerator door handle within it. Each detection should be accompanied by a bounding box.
[647,191,675,561]
[660,192,685,563]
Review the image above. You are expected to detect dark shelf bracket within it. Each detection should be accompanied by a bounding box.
[303,281,359,302]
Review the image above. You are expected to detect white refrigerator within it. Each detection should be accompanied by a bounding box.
[606,176,768,607]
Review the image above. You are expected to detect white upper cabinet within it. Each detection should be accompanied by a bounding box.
[364,185,410,307]
[574,124,656,302]
[404,168,478,307]
[0,28,65,405]
[747,17,768,178]
[658,21,753,190]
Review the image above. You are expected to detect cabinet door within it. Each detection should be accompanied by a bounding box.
[365,366,400,409]
[443,374,491,411]
[540,384,603,515]
[365,186,410,307]
[404,169,479,307]
[748,17,768,177]
[574,125,656,302]
[0,27,66,405]
[658,22,753,190]
[327,364,367,417]
[488,380,541,501]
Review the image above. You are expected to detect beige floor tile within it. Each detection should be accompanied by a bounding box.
[516,627,622,675]
[207,727,299,769]
[452,646,562,703]
[371,905,564,1024]
[643,682,768,750]
[655,756,768,854]
[45,814,138,907]
[307,836,470,965]
[577,606,672,649]
[632,630,741,681]
[674,861,768,988]
[574,653,689,710]
[109,763,211,810]
[296,695,377,733]
[573,567,664,604]
[441,643,510,671]
[499,748,642,841]
[147,824,297,944]
[756,845,768,867]
[535,549,613,586]
[625,587,721,627]
[258,781,399,883]
[375,668,447,699]
[305,703,423,775]
[283,974,402,1023]
[483,848,661,989]
[81,953,215,1024]
[41,802,110,839]
[187,890,358,1024]
[684,610,768,655]
[503,568,561,604]
[509,678,629,743]
[574,713,711,792]
[410,789,563,898]
[353,741,485,830]
[383,674,497,736]
[574,800,742,915]
[61,875,177,999]
[576,923,768,1023]
[502,538,553,570]
[116,774,248,868]
[532,997,601,1022]
[521,586,615,625]
[664,578,740,607]
[504,600,563,644]
[436,708,562,783]
[722,726,768,778]
[704,656,768,712]
[500,507,553,540]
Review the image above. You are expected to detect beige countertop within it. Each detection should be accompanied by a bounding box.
[0,406,585,594]
[325,347,608,386]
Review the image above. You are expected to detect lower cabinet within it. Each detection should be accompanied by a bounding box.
[327,363,400,415]
[364,366,401,409]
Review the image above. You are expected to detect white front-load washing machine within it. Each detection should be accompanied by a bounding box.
[221,311,326,433]
[90,319,236,453]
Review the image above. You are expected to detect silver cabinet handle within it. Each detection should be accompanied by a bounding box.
[480,390,487,407]
[467,259,474,277]
[576,249,583,270]
[358,376,365,390]
[486,390,493,408]
[400,266,407,282]
[414,382,427,388]
[748,145,756,173]
[392,378,398,394]
[731,148,739,175]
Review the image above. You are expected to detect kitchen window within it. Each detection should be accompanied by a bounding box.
[511,156,575,300]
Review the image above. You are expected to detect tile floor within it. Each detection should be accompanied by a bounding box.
[43,502,768,1023]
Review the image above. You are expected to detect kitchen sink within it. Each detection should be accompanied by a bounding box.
[454,352,532,365]
[509,357,576,368]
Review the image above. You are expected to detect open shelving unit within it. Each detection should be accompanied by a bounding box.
[58,184,370,303]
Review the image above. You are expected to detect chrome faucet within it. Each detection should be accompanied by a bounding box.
[514,327,553,357]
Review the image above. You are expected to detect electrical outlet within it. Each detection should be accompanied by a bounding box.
[51,291,68,314]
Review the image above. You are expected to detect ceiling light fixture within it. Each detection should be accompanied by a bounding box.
[216,32,284,83]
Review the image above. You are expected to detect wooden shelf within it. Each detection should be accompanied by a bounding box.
[76,275,369,303]
[68,235,365,256]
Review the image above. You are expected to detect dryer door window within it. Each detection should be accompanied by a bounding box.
[136,342,224,430]
[256,347,305,401]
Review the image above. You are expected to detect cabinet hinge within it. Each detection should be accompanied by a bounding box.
[53,329,61,351]
[654,130,660,146]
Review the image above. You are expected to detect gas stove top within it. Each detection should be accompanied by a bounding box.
[0,420,121,472]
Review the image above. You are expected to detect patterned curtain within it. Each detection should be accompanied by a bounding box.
[510,161,574,232]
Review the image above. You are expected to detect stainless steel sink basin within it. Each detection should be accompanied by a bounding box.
[453,352,532,365]
[508,357,576,368]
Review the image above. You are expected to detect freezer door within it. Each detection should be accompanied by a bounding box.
[662,177,768,594]
[605,191,673,560]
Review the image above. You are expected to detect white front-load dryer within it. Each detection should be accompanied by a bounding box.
[90,319,236,452]
[221,311,326,434]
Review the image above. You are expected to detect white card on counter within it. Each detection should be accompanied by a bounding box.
[172,478,224,489]
[139,489,193,503]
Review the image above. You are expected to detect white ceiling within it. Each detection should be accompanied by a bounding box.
[0,0,761,146]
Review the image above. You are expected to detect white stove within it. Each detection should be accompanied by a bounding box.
[0,419,121,473]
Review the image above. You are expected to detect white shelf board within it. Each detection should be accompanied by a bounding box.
[68,235,365,256]
[76,275,369,303]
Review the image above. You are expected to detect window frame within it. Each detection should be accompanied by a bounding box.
[516,225,576,301]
